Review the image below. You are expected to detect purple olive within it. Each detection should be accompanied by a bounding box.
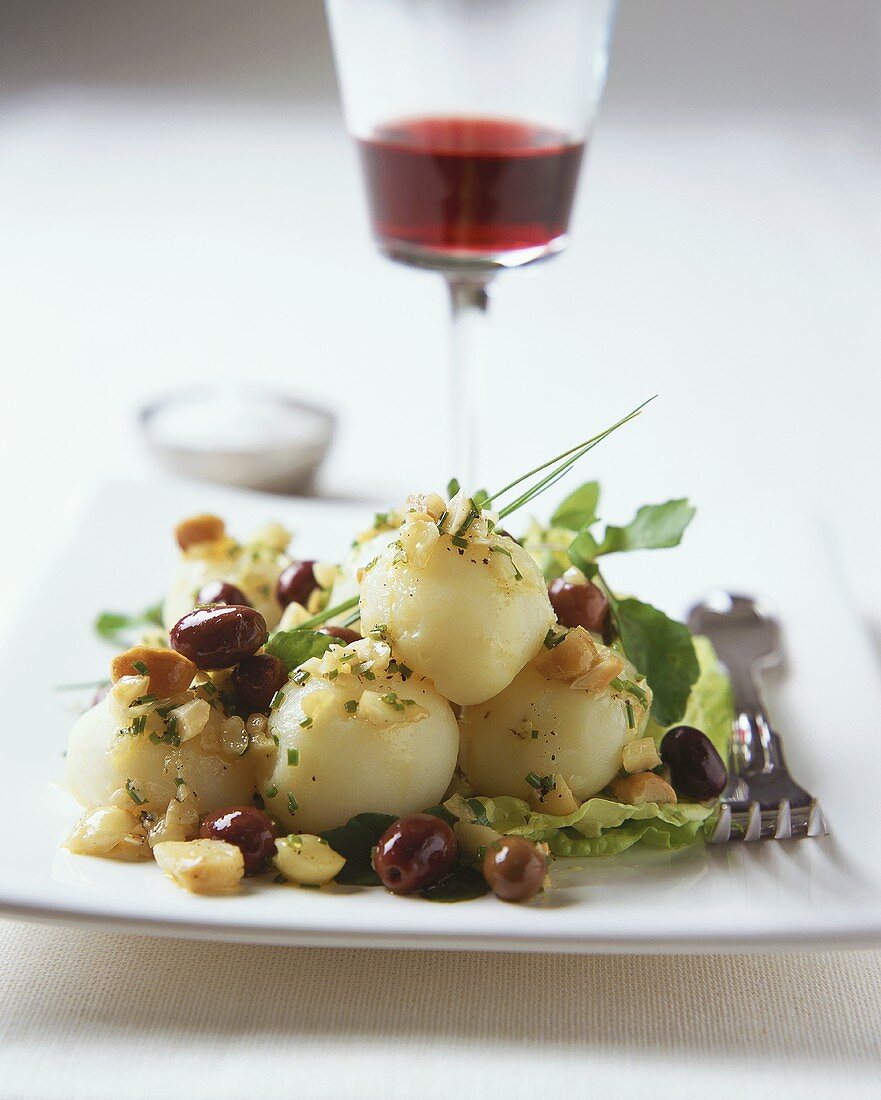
[231,653,289,713]
[548,578,610,635]
[196,579,250,607]
[170,605,268,670]
[661,725,727,801]
[482,837,547,902]
[200,806,276,875]
[276,561,318,609]
[372,814,457,893]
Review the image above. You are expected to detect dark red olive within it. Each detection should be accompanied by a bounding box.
[200,805,276,875]
[276,561,318,609]
[548,578,610,635]
[197,579,250,607]
[482,837,547,902]
[231,653,289,713]
[372,813,457,893]
[661,725,727,801]
[170,605,268,670]
[323,626,361,645]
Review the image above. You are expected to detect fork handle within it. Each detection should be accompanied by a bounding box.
[732,710,787,776]
[728,665,786,776]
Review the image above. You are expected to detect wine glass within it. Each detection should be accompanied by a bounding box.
[324,0,617,487]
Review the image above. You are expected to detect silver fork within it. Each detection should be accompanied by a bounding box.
[687,592,827,843]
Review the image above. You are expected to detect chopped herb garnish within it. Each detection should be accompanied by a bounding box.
[490,545,523,580]
[287,793,299,814]
[625,700,635,729]
[525,772,556,796]
[299,716,313,729]
[292,669,311,686]
[531,730,540,740]
[435,510,449,533]
[130,693,157,707]
[174,777,186,787]
[287,748,300,767]
[344,700,358,714]
[270,690,286,710]
[368,624,388,641]
[451,535,468,549]
[327,668,339,680]
[265,785,279,799]
[610,676,648,706]
[132,660,149,676]
[125,778,146,805]
[380,691,414,711]
[543,628,566,650]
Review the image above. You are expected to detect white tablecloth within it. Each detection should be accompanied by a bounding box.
[2,918,880,1099]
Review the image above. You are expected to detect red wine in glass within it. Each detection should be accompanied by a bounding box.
[358,116,585,263]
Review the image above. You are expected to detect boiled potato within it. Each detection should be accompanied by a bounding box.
[66,695,258,814]
[326,525,401,613]
[263,640,459,833]
[458,662,651,803]
[359,494,554,705]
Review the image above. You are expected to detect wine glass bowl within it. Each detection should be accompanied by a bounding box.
[325,0,618,478]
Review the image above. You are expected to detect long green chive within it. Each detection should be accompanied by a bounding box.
[483,399,654,520]
[297,596,359,630]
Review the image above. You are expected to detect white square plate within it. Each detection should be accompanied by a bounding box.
[2,480,879,952]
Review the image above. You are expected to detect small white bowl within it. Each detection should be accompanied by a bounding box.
[139,387,336,495]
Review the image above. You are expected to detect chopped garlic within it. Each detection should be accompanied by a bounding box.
[622,737,661,774]
[153,839,244,894]
[65,806,150,861]
[274,834,346,886]
[171,697,211,743]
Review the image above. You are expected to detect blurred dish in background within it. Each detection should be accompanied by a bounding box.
[140,387,335,495]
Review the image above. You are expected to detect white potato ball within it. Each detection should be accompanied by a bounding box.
[359,526,554,706]
[66,696,257,813]
[163,538,289,632]
[327,526,400,612]
[264,649,459,833]
[458,662,651,802]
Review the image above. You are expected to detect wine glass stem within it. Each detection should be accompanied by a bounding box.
[447,274,493,491]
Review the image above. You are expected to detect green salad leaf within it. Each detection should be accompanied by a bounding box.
[591,498,695,556]
[550,481,600,532]
[611,596,699,727]
[669,634,734,758]
[318,812,396,885]
[94,601,164,645]
[450,795,714,858]
[266,629,338,672]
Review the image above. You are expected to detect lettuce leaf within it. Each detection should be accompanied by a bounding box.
[448,793,715,858]
[445,637,733,859]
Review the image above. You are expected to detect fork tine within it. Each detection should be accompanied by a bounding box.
[709,803,732,843]
[808,800,828,837]
[774,799,792,840]
[743,801,762,841]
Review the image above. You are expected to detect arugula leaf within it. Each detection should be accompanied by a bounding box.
[567,528,600,578]
[593,499,695,556]
[318,812,396,886]
[612,597,699,726]
[265,629,337,672]
[94,602,165,645]
[550,481,600,532]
